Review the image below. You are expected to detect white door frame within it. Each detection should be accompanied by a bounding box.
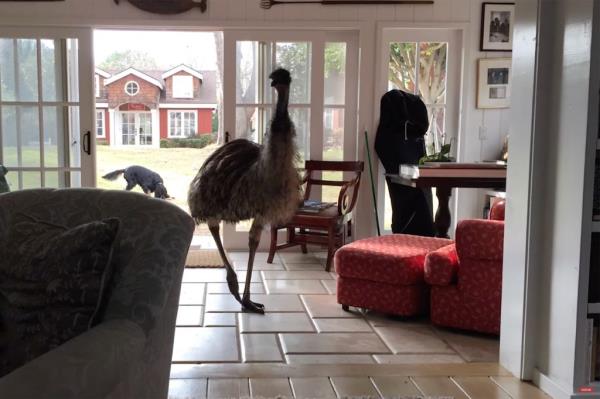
[374,26,464,235]
[222,29,359,250]
[114,110,156,147]
[0,26,94,187]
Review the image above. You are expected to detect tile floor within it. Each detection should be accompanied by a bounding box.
[172,250,500,367]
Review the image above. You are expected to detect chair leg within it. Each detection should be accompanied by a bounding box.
[267,226,278,264]
[325,226,336,272]
[342,305,350,312]
[299,228,308,253]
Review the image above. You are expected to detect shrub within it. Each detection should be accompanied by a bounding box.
[160,134,214,149]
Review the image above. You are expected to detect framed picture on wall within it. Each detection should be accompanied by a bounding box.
[480,2,515,51]
[477,58,511,109]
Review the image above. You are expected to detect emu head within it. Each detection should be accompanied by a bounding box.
[270,68,292,87]
[155,183,170,199]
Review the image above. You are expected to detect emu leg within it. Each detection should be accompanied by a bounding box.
[241,220,265,314]
[208,223,241,303]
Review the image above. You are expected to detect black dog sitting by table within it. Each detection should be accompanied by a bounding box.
[102,165,170,199]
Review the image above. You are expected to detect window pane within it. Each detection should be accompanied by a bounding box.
[289,107,309,165]
[0,39,16,101]
[237,41,259,104]
[418,42,447,105]
[236,106,270,143]
[324,43,346,105]
[323,108,344,161]
[68,106,80,167]
[66,38,79,103]
[276,42,310,104]
[388,42,416,93]
[41,39,64,102]
[16,39,39,102]
[1,106,40,167]
[44,171,60,188]
[43,106,67,168]
[425,106,446,155]
[22,171,41,189]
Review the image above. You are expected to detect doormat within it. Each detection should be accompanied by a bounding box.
[185,249,225,268]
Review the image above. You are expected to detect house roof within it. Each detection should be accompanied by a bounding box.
[160,70,217,105]
[162,64,204,80]
[104,67,164,89]
[95,68,111,78]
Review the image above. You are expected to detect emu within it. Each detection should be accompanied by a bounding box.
[188,68,300,313]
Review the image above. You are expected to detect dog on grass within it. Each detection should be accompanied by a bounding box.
[102,165,170,199]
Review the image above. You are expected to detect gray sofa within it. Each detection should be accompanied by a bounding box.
[0,188,195,399]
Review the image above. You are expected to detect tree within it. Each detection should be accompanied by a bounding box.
[98,49,159,71]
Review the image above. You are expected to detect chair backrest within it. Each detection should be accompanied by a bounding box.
[302,160,364,216]
[489,199,505,221]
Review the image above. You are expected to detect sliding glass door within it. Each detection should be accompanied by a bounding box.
[222,30,358,249]
[0,27,94,190]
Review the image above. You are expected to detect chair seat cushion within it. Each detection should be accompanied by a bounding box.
[335,234,453,285]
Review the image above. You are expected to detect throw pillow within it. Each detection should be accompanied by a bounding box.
[0,214,120,377]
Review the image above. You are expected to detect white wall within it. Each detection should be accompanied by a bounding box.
[0,0,511,233]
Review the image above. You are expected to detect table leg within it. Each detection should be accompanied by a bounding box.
[434,186,452,238]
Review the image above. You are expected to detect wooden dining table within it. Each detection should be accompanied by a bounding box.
[386,162,507,237]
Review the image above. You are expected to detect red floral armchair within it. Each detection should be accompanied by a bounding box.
[424,201,505,335]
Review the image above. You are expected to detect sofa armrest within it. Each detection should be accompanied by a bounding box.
[0,319,145,399]
[456,219,504,260]
[424,244,459,286]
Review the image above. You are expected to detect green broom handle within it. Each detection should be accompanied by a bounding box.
[364,131,381,236]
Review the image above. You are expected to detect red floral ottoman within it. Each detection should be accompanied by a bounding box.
[334,234,453,316]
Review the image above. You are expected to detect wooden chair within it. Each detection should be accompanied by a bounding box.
[267,160,364,271]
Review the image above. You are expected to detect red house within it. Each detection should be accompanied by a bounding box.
[95,65,216,148]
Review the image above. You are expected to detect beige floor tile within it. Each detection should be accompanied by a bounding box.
[435,329,500,362]
[239,313,314,333]
[265,279,328,294]
[179,283,206,305]
[371,376,421,398]
[290,377,337,399]
[314,318,372,333]
[170,364,197,379]
[301,295,361,318]
[183,269,227,283]
[238,271,263,283]
[206,283,265,294]
[206,294,305,312]
[168,378,207,399]
[330,377,379,398]
[207,378,250,399]
[262,270,334,280]
[321,279,337,294]
[280,333,389,354]
[374,325,455,354]
[241,334,283,362]
[203,313,237,327]
[373,354,465,364]
[234,260,284,270]
[176,306,204,327]
[285,354,375,364]
[228,252,271,262]
[279,252,323,263]
[284,262,325,270]
[453,377,511,399]
[412,377,468,399]
[249,378,293,399]
[490,376,552,399]
[173,327,238,362]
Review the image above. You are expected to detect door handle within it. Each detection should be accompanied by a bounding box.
[83,131,91,155]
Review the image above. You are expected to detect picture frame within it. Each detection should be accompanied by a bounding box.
[480,2,515,52]
[477,58,512,109]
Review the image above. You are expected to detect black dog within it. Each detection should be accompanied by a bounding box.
[103,165,170,199]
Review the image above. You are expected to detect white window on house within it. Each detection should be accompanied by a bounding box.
[125,81,140,96]
[168,111,197,137]
[95,75,100,97]
[96,110,105,138]
[172,75,193,98]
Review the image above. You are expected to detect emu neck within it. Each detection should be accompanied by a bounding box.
[274,85,290,120]
[263,84,295,171]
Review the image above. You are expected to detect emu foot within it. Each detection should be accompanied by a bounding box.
[241,297,265,314]
[226,271,242,302]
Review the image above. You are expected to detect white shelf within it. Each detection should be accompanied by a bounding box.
[589,303,600,314]
[593,221,600,232]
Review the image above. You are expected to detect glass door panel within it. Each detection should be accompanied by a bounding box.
[0,28,93,190]
[138,112,152,146]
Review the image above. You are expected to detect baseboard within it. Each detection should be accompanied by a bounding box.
[532,368,592,399]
